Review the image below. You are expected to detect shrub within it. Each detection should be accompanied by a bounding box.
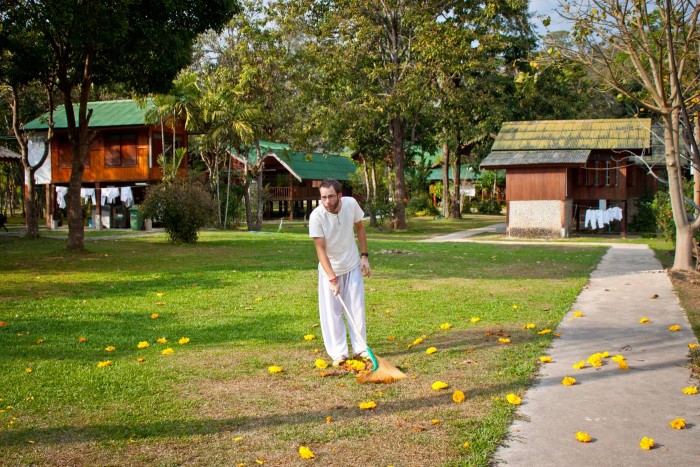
[407,193,439,217]
[630,190,656,233]
[477,199,503,215]
[140,179,217,243]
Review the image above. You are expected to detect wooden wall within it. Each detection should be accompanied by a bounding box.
[506,167,567,201]
[50,126,188,185]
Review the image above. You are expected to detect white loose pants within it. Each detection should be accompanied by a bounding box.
[318,264,367,361]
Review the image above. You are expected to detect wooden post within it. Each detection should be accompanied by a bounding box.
[621,200,628,238]
[94,184,102,230]
[45,183,54,228]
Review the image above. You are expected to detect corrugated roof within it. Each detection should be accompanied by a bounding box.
[0,146,22,161]
[233,141,356,181]
[24,99,156,130]
[492,119,652,151]
[427,166,479,181]
[481,149,590,168]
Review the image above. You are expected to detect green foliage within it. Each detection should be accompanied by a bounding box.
[139,179,217,243]
[652,190,676,244]
[406,193,439,217]
[477,199,504,215]
[630,189,657,233]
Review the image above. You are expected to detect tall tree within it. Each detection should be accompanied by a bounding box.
[0,5,54,238]
[555,0,700,270]
[2,0,239,250]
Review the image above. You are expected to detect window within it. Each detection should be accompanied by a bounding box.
[105,133,137,167]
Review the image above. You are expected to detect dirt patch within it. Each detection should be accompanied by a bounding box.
[668,270,700,376]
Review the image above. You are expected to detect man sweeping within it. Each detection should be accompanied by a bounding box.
[309,179,371,367]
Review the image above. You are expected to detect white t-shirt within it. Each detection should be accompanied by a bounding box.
[309,196,365,276]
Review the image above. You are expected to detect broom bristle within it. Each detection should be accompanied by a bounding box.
[356,355,406,384]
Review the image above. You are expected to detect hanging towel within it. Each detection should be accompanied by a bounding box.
[584,209,597,229]
[120,187,134,207]
[101,187,120,205]
[55,186,68,209]
[595,209,606,228]
[80,188,95,204]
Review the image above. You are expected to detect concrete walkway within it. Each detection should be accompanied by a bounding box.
[424,225,700,465]
[419,222,506,242]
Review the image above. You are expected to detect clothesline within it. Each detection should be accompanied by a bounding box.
[584,207,624,230]
[56,186,135,209]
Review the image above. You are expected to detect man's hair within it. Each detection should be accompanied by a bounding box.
[319,179,342,194]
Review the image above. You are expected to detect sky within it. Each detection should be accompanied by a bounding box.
[529,0,570,33]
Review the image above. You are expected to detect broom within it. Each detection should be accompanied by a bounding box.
[336,294,406,384]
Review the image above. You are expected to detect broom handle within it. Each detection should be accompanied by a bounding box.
[336,294,379,371]
[336,294,368,349]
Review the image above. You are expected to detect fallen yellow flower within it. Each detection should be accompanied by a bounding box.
[136,357,145,362]
[540,356,552,363]
[572,361,586,370]
[463,441,470,448]
[161,348,174,355]
[639,437,654,450]
[298,446,315,459]
[97,360,112,368]
[156,292,164,297]
[137,341,150,349]
[587,354,603,367]
[303,334,315,341]
[425,347,438,355]
[431,381,449,390]
[413,337,424,345]
[326,416,332,423]
[452,390,466,403]
[440,323,452,330]
[470,317,480,323]
[610,354,625,362]
[617,360,629,370]
[524,323,536,329]
[573,311,584,318]
[689,343,699,349]
[178,337,190,345]
[498,338,511,344]
[681,386,698,395]
[358,401,376,410]
[105,346,116,352]
[315,359,328,369]
[512,304,519,310]
[431,419,441,425]
[156,337,167,344]
[25,368,32,373]
[668,324,681,332]
[669,418,686,430]
[639,317,650,324]
[268,366,283,374]
[561,376,576,386]
[150,313,159,319]
[78,337,87,343]
[537,329,552,335]
[506,393,521,405]
[575,431,591,443]
[345,359,365,371]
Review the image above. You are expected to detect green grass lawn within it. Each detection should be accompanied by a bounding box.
[1,220,607,466]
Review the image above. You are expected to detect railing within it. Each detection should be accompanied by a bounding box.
[268,186,320,200]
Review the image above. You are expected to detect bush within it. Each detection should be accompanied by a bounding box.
[406,193,439,217]
[140,179,217,243]
[477,199,503,215]
[630,190,656,233]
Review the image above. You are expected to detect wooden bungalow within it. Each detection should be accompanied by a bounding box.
[230,141,358,220]
[480,119,661,238]
[23,99,187,229]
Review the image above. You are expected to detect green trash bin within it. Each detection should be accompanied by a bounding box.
[129,206,143,231]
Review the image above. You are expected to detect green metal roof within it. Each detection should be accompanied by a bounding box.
[23,99,156,130]
[234,141,357,181]
[491,119,652,151]
[427,166,479,181]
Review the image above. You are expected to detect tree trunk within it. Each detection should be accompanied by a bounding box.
[449,147,461,219]
[255,166,263,231]
[694,112,699,219]
[391,114,406,230]
[224,150,232,229]
[441,142,449,217]
[663,112,694,270]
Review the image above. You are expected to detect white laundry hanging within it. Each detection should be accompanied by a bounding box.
[120,187,134,207]
[584,209,597,229]
[100,187,120,205]
[55,186,68,209]
[80,188,95,205]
